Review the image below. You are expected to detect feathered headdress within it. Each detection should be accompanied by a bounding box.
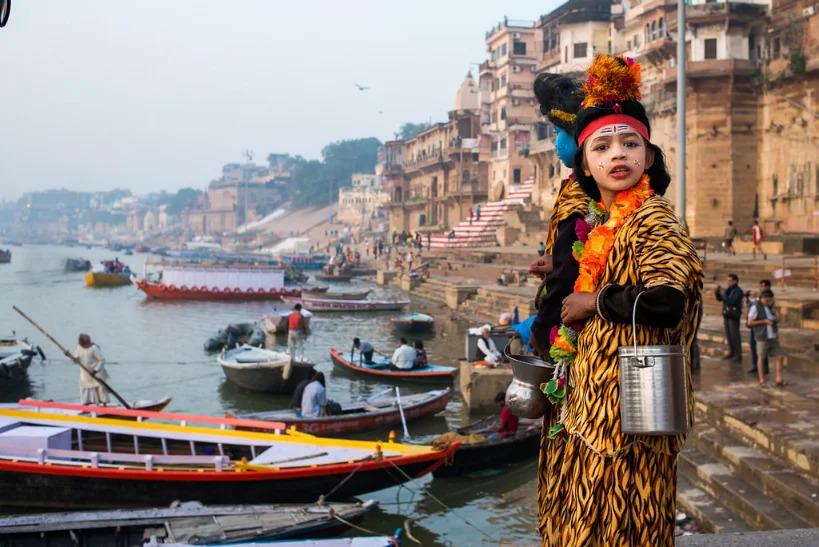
[581,55,641,109]
[576,55,649,145]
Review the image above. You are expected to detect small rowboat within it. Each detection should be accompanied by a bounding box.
[0,500,378,545]
[218,345,315,393]
[17,398,175,419]
[0,404,458,509]
[64,258,91,272]
[306,289,371,300]
[431,417,541,477]
[282,296,410,312]
[234,389,450,436]
[330,349,456,384]
[84,272,132,287]
[391,312,435,333]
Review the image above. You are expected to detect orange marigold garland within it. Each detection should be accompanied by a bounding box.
[542,174,654,439]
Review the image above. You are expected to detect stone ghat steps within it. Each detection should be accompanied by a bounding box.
[676,473,753,534]
[704,261,818,290]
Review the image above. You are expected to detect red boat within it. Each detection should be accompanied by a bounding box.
[330,349,457,384]
[135,280,327,301]
[232,389,450,435]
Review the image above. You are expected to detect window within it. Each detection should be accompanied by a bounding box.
[773,37,781,59]
[564,45,568,63]
[500,137,507,150]
[573,42,588,58]
[704,38,717,60]
[500,107,507,120]
[627,40,632,50]
[513,168,522,183]
[491,49,497,61]
[646,24,651,44]
[659,18,665,38]
[501,74,507,88]
[513,41,526,55]
[501,43,507,57]
[634,34,640,49]
[651,21,657,42]
[543,30,550,52]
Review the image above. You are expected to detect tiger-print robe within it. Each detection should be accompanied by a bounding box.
[538,196,704,546]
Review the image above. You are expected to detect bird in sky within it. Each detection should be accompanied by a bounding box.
[354,83,370,91]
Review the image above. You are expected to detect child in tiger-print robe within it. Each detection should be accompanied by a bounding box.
[537,195,703,546]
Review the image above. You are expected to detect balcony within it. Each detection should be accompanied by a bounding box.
[662,58,757,84]
[539,47,561,70]
[509,83,534,98]
[402,150,446,172]
[528,137,555,157]
[480,60,497,75]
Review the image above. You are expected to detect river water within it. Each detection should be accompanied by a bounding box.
[0,244,540,546]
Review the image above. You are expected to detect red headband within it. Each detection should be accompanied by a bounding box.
[577,114,650,146]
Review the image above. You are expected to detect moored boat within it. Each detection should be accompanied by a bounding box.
[218,345,315,393]
[430,417,540,478]
[16,398,174,419]
[85,272,132,287]
[0,249,12,263]
[279,253,329,270]
[0,404,458,509]
[308,289,371,300]
[391,313,435,333]
[282,296,410,313]
[314,272,355,282]
[234,388,450,435]
[0,500,378,545]
[329,350,456,384]
[136,280,326,301]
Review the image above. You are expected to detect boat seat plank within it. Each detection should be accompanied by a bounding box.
[213,514,265,532]
[0,443,230,467]
[250,444,399,467]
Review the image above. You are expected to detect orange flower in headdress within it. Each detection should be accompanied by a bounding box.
[581,55,642,108]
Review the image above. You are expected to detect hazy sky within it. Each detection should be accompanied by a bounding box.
[0,0,561,200]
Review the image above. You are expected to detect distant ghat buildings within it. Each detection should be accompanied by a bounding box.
[381,0,819,241]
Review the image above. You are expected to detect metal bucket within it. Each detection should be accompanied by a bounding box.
[619,293,690,435]
[504,345,555,419]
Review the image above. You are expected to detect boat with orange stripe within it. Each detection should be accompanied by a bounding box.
[329,349,456,384]
[0,401,458,510]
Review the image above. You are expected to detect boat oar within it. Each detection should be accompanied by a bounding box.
[395,387,410,439]
[12,306,132,409]
[366,387,393,404]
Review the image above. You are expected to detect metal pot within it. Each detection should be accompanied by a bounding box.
[504,347,555,419]
[619,293,690,435]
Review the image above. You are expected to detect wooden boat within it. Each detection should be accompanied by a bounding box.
[85,272,132,287]
[218,345,315,393]
[329,349,456,384]
[64,257,91,272]
[391,313,435,333]
[282,296,410,313]
[0,336,45,382]
[136,280,327,301]
[234,388,450,435]
[430,417,541,478]
[15,398,174,419]
[0,249,12,263]
[314,272,355,282]
[0,499,378,546]
[204,323,266,352]
[0,403,458,509]
[307,289,371,300]
[279,253,329,270]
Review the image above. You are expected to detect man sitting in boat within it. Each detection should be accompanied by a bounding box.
[389,338,417,371]
[352,338,375,364]
[73,333,110,405]
[476,326,502,365]
[301,371,327,417]
[291,371,317,418]
[485,392,519,441]
[413,340,428,369]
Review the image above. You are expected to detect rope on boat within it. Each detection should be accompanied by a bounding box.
[322,461,367,500]
[386,459,497,543]
[331,512,384,537]
[403,517,423,545]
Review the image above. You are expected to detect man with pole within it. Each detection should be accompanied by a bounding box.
[75,333,110,404]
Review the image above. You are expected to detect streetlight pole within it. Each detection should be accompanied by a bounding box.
[676,0,687,226]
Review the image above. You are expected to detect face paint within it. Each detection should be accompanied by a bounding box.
[554,127,577,169]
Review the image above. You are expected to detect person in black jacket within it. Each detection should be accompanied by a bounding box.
[715,273,743,361]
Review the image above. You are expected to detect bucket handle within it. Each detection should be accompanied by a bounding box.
[629,290,682,368]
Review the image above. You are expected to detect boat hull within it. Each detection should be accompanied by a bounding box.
[238,390,450,435]
[84,272,132,287]
[432,430,540,477]
[330,349,455,384]
[0,353,34,381]
[282,296,410,312]
[136,280,326,301]
[0,456,446,510]
[220,360,315,393]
